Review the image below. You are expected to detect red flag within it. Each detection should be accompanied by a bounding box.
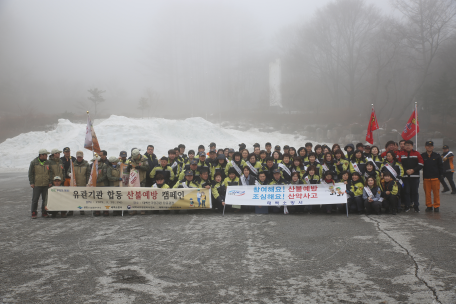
[365,107,379,144]
[84,113,101,154]
[401,110,419,140]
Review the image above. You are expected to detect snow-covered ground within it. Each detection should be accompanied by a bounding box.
[0,115,317,171]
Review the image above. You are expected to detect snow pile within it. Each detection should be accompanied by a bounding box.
[0,115,313,170]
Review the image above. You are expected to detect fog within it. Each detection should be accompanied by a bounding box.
[0,0,455,145]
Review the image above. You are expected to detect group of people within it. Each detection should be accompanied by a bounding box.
[28,139,454,218]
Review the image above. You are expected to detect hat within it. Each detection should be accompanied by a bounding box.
[217,154,226,160]
[209,149,216,154]
[53,176,62,181]
[253,143,260,148]
[91,156,101,162]
[199,167,210,174]
[108,156,118,163]
[119,151,127,157]
[160,156,168,161]
[425,141,434,146]
[38,149,50,155]
[131,149,140,156]
[364,145,371,149]
[274,145,281,150]
[76,151,84,157]
[443,145,449,149]
[51,148,62,154]
[63,147,70,152]
[190,159,198,165]
[185,170,194,176]
[209,142,216,147]
[272,169,281,174]
[284,145,290,149]
[198,152,206,157]
[228,148,235,153]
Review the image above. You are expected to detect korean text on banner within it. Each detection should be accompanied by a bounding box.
[225,184,347,206]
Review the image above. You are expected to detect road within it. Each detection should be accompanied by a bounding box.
[1,173,455,303]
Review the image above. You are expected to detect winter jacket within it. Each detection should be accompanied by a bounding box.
[268,177,289,185]
[173,179,199,188]
[128,155,149,183]
[350,180,364,197]
[152,183,170,189]
[397,149,423,178]
[48,155,64,181]
[107,165,122,187]
[380,161,404,182]
[223,176,240,187]
[28,157,53,186]
[73,160,90,186]
[60,155,76,179]
[225,160,246,178]
[362,186,382,201]
[302,174,320,184]
[150,165,174,185]
[421,152,444,179]
[380,179,399,197]
[211,162,228,180]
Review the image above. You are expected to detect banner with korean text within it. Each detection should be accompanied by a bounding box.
[225,184,347,206]
[47,187,211,211]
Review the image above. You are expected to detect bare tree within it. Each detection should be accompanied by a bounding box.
[392,0,456,118]
[87,88,105,118]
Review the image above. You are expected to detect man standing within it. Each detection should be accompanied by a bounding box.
[73,151,90,215]
[128,148,149,187]
[48,148,64,182]
[440,145,456,194]
[144,145,158,187]
[421,141,444,212]
[398,140,424,212]
[60,147,76,186]
[28,149,53,219]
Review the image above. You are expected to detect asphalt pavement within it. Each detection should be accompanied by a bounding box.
[1,172,455,303]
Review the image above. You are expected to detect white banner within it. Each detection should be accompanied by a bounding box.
[47,187,211,211]
[225,184,347,206]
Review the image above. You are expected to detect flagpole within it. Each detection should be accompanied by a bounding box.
[415,102,418,152]
[87,111,94,157]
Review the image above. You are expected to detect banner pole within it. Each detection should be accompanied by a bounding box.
[223,204,225,216]
[346,202,349,217]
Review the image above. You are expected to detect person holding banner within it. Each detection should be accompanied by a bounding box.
[363,176,382,215]
[150,156,174,186]
[269,168,289,213]
[380,172,399,215]
[223,168,241,212]
[72,151,90,215]
[173,170,199,188]
[302,166,320,213]
[347,172,364,214]
[321,171,336,214]
[128,149,149,187]
[48,148,64,183]
[44,176,66,218]
[225,152,246,178]
[211,172,226,212]
[107,156,123,187]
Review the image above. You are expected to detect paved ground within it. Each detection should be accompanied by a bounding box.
[1,173,455,303]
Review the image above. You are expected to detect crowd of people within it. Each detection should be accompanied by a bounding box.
[28,139,454,219]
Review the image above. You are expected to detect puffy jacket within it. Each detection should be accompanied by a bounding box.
[442,151,455,173]
[211,162,228,180]
[152,183,170,188]
[48,155,64,181]
[211,181,225,203]
[380,161,404,182]
[269,177,289,185]
[73,160,90,186]
[245,161,263,178]
[60,155,76,179]
[421,152,444,179]
[28,157,53,186]
[225,160,246,178]
[349,159,367,176]
[223,176,240,187]
[304,161,323,177]
[380,179,399,196]
[397,149,423,178]
[91,162,108,187]
[362,186,382,201]
[302,174,320,184]
[364,169,381,186]
[150,165,174,185]
[173,178,199,188]
[239,174,257,186]
[350,181,364,197]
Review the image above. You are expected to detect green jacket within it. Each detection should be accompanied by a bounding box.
[93,162,108,187]
[107,165,122,187]
[129,155,149,183]
[28,157,53,186]
[173,179,199,188]
[350,181,364,197]
[48,155,64,181]
[73,160,90,186]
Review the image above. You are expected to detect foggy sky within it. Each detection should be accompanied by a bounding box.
[0,0,393,115]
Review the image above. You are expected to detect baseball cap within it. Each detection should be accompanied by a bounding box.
[272,169,281,174]
[76,151,84,157]
[190,159,198,165]
[108,156,118,163]
[228,148,235,153]
[217,154,226,160]
[38,149,50,155]
[425,141,434,146]
[119,151,127,157]
[275,145,281,150]
[443,145,449,149]
[185,170,194,176]
[51,148,62,154]
[63,147,70,152]
[53,176,62,181]
[198,152,206,157]
[131,149,140,156]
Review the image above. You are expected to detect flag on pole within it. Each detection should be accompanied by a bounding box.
[87,159,98,187]
[401,109,419,141]
[366,106,379,144]
[84,113,101,154]
[69,159,77,187]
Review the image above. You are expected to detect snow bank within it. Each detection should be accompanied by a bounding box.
[0,115,314,169]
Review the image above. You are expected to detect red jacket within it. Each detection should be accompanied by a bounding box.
[397,149,423,178]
